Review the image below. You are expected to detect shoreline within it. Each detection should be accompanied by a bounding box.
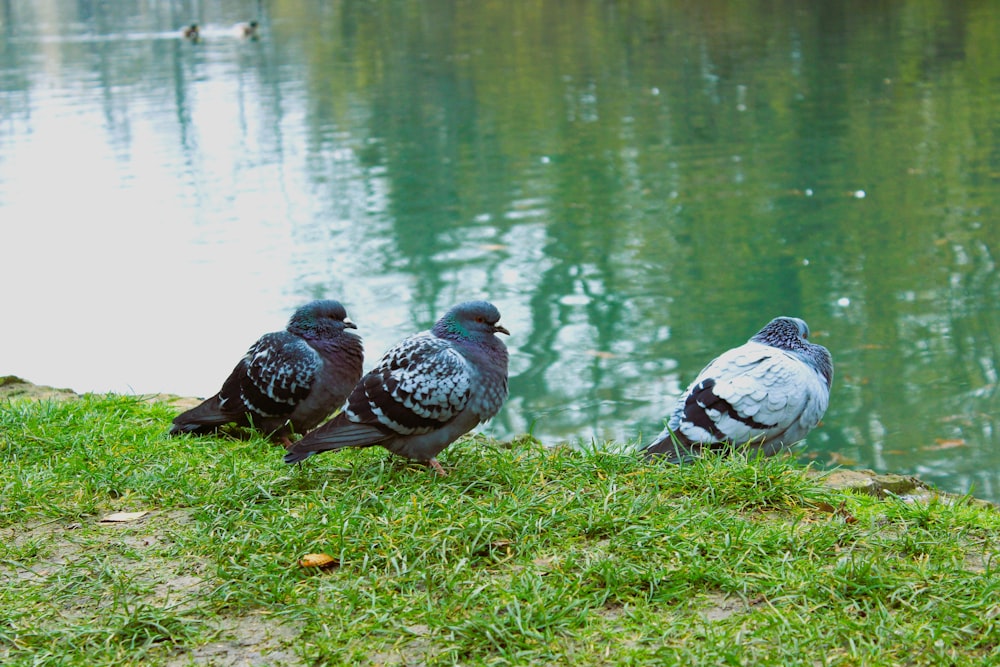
[2,374,991,509]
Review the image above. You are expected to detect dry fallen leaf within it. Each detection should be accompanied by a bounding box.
[100,511,149,523]
[836,501,858,524]
[298,553,338,569]
[584,350,617,359]
[923,439,967,451]
[533,557,557,570]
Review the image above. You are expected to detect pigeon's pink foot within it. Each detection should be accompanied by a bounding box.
[429,458,448,476]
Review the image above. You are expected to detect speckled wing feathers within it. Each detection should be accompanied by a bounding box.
[348,333,473,434]
[169,299,363,442]
[284,300,511,469]
[230,332,322,418]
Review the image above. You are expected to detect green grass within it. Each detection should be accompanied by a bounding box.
[2,393,999,666]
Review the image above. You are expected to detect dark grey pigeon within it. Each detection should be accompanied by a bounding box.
[284,300,510,475]
[169,300,364,446]
[643,316,833,462]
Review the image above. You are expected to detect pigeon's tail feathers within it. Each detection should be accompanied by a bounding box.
[168,420,208,436]
[643,426,701,463]
[282,449,317,464]
[169,397,241,436]
[283,419,392,464]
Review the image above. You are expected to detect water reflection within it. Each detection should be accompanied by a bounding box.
[1,0,999,502]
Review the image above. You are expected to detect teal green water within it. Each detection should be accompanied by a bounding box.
[2,1,999,501]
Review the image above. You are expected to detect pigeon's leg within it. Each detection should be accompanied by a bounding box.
[428,458,448,476]
[279,435,294,449]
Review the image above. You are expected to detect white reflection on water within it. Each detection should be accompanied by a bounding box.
[1,31,397,400]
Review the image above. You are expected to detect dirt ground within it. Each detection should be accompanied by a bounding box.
[1,375,80,401]
[0,375,203,410]
[1,376,303,665]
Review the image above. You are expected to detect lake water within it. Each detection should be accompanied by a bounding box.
[2,0,1000,502]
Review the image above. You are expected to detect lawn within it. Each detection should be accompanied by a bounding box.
[1,390,998,666]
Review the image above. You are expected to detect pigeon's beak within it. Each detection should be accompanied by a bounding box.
[494,324,510,336]
[344,318,358,330]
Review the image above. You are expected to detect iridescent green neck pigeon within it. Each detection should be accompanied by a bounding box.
[169,300,363,446]
[284,300,510,474]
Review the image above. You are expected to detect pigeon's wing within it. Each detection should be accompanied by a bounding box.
[283,334,473,463]
[674,342,820,446]
[346,333,473,435]
[645,322,833,462]
[223,331,322,421]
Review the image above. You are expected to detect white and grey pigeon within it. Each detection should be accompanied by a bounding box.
[169,300,364,446]
[643,316,833,462]
[284,300,510,475]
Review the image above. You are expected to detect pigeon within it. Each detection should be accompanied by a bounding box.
[169,300,364,446]
[284,300,510,474]
[643,316,833,462]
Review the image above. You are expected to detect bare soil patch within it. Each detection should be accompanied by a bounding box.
[0,375,202,411]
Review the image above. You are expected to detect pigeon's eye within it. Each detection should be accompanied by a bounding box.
[475,316,485,323]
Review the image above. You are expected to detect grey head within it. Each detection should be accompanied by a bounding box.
[752,316,833,387]
[750,316,810,348]
[286,300,358,340]
[431,300,510,342]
